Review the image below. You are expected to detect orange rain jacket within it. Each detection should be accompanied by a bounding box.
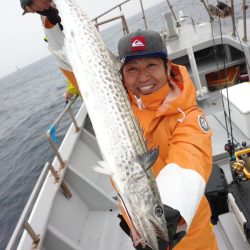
[126,63,218,250]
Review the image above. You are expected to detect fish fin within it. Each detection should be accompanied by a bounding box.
[112,195,119,201]
[93,161,113,175]
[93,166,112,175]
[136,148,159,171]
[97,160,110,169]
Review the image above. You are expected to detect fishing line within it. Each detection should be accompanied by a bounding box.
[209,15,231,140]
[212,113,240,146]
[215,0,235,155]
[116,76,148,152]
[221,0,250,151]
[115,66,148,153]
[217,0,234,145]
[208,2,233,143]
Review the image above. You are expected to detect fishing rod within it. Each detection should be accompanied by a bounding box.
[202,0,240,159]
[216,0,236,158]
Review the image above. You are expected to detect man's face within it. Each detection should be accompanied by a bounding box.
[122,57,168,97]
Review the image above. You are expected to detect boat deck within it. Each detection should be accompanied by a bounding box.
[40,92,250,250]
[199,89,250,160]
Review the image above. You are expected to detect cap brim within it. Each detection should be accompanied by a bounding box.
[123,52,167,63]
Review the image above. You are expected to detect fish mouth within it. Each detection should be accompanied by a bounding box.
[134,214,169,250]
[150,219,168,241]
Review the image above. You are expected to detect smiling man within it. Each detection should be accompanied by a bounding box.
[118,30,218,250]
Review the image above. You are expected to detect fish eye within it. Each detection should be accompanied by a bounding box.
[154,205,164,217]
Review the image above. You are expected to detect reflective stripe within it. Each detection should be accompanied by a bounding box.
[156,163,206,230]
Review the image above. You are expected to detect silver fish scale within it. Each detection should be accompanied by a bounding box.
[53,0,168,248]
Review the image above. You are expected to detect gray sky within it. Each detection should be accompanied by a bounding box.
[0,0,163,78]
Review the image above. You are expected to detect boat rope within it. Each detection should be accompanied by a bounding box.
[209,17,230,140]
[217,0,235,157]
[216,0,235,154]
[207,0,240,158]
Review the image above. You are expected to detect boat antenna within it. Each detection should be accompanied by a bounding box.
[165,0,181,27]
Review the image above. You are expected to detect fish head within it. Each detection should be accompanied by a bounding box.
[124,168,169,249]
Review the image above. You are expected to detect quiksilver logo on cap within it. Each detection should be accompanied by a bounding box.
[131,36,146,52]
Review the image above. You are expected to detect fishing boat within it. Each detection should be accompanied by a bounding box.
[7,0,250,249]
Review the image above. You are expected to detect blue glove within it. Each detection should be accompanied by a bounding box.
[48,125,58,144]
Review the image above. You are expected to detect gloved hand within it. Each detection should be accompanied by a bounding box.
[118,205,186,250]
[63,90,73,102]
[37,7,63,30]
[20,0,63,30]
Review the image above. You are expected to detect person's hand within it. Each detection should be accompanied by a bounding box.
[63,91,73,102]
[21,0,55,13]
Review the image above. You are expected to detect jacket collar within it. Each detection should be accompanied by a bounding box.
[128,84,170,110]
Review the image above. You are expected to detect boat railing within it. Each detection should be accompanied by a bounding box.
[6,96,80,250]
[242,0,248,42]
[92,0,148,34]
[47,95,80,168]
[95,14,129,34]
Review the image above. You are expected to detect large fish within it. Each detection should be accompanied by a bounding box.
[52,0,169,248]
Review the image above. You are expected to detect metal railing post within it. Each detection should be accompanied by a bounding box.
[139,0,148,30]
[68,107,80,132]
[121,15,129,34]
[231,0,236,36]
[7,95,80,248]
[23,221,40,246]
[91,0,130,21]
[166,0,180,27]
[242,0,248,41]
[46,95,79,169]
[47,135,65,168]
[48,163,72,198]
[94,15,129,34]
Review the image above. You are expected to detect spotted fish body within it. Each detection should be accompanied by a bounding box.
[53,0,169,248]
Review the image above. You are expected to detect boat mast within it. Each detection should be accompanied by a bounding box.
[139,0,148,29]
[242,0,248,42]
[231,0,236,36]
